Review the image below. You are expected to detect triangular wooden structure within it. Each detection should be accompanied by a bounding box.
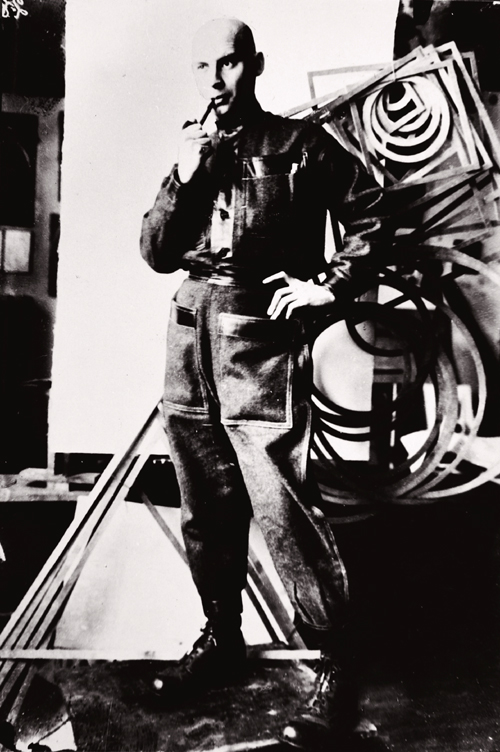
[0,402,306,720]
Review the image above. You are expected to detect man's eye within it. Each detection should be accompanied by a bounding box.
[222,58,236,68]
[197,63,208,70]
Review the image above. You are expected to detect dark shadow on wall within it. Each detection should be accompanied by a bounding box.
[0,296,52,472]
[394,0,500,92]
[1,0,65,99]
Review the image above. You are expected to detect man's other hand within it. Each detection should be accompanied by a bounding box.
[264,272,335,319]
[178,122,212,184]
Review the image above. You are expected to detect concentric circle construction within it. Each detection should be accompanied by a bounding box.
[362,76,451,165]
[312,250,500,505]
[299,43,500,505]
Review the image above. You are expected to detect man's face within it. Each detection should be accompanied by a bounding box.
[192,22,258,121]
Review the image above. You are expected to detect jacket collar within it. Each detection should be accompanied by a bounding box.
[216,102,265,138]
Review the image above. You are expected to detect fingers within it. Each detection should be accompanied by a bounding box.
[268,288,301,319]
[264,272,293,319]
[266,275,336,319]
[263,271,289,285]
[183,122,209,138]
[267,284,305,319]
[183,123,211,150]
[178,122,212,183]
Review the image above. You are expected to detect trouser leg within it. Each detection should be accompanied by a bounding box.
[162,278,253,609]
[213,288,349,636]
[162,277,359,736]
[163,277,349,637]
[164,408,251,607]
[225,407,348,636]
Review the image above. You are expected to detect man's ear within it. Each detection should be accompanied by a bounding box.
[255,51,265,77]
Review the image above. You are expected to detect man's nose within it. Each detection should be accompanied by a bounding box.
[212,79,224,91]
[208,64,224,90]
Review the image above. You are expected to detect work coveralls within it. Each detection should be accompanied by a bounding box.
[140,106,382,643]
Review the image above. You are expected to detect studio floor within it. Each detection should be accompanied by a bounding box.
[5,644,500,752]
[2,482,500,752]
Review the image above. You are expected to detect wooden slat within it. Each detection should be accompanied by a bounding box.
[0,490,83,502]
[0,647,320,662]
[141,491,302,647]
[0,404,162,648]
[0,404,165,707]
[0,393,307,715]
[247,549,304,649]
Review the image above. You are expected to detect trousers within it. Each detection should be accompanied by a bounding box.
[162,275,349,637]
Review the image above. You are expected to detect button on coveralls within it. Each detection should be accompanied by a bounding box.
[140,108,382,641]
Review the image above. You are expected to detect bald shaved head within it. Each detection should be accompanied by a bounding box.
[191,17,264,126]
[192,18,256,61]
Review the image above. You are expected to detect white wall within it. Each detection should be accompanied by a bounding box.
[49,0,399,453]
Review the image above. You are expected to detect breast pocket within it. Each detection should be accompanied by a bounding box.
[242,155,299,238]
[218,313,295,428]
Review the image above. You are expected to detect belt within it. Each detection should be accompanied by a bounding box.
[188,269,266,288]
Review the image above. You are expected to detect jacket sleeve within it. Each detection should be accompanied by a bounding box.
[316,131,389,293]
[140,166,209,273]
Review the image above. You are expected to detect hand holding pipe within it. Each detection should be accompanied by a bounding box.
[182,100,215,130]
[178,101,215,183]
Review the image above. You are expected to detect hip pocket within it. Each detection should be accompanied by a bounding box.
[164,299,207,412]
[218,313,294,427]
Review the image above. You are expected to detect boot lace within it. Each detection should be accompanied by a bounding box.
[307,655,342,717]
[181,622,216,671]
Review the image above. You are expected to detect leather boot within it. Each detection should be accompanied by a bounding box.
[281,653,359,750]
[151,597,246,701]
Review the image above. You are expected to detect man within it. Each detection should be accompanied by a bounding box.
[140,17,383,749]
